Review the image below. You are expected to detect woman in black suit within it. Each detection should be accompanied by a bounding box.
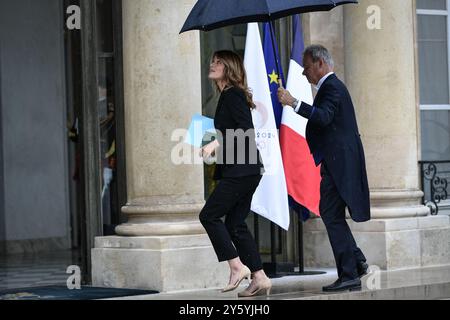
[199,50,271,297]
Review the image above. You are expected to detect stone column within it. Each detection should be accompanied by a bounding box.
[91,0,227,292]
[304,0,450,270]
[306,7,346,80]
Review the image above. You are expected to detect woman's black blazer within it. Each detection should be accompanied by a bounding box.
[213,87,264,180]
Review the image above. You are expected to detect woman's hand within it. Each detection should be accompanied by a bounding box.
[200,140,219,159]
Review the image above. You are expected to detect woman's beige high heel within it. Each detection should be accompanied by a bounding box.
[222,265,251,293]
[238,277,272,297]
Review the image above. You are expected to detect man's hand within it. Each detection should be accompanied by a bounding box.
[277,87,296,108]
[200,140,219,159]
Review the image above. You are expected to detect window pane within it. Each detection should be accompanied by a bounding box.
[96,0,114,53]
[421,111,450,160]
[418,15,449,104]
[417,0,446,10]
[97,57,117,232]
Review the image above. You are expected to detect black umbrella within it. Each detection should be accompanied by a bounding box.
[180,0,358,84]
[180,0,358,33]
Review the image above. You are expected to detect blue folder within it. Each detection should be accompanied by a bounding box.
[185,113,216,148]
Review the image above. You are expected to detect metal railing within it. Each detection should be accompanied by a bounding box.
[419,160,450,215]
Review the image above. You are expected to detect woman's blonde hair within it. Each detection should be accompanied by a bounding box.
[211,50,256,109]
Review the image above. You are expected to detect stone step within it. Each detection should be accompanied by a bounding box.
[272,281,450,300]
[253,265,450,300]
[105,265,450,300]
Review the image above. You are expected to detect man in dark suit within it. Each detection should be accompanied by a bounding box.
[278,45,370,292]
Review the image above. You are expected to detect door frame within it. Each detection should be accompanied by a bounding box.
[79,0,126,283]
[112,0,127,226]
[0,43,5,256]
[80,0,102,284]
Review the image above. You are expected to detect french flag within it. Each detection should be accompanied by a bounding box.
[280,15,321,217]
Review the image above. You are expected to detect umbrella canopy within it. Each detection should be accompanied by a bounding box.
[180,0,358,33]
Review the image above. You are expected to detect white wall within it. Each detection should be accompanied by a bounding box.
[0,0,70,245]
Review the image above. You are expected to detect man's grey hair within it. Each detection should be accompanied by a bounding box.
[304,45,334,68]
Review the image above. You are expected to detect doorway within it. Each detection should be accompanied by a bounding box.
[0,0,126,289]
[70,0,127,283]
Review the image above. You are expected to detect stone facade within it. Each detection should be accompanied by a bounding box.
[92,0,450,292]
[303,0,450,271]
[91,0,228,292]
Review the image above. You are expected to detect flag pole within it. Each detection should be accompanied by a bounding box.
[269,20,283,88]
[298,212,305,273]
[269,20,281,277]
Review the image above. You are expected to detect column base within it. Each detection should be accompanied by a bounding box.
[91,234,228,292]
[304,215,450,270]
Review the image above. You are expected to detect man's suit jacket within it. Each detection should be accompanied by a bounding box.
[213,86,263,180]
[296,74,370,222]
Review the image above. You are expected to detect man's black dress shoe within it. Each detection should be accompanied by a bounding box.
[357,262,369,278]
[322,279,341,292]
[322,278,361,292]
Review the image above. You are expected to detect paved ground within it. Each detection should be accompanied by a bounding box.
[106,265,450,300]
[1,250,450,300]
[0,250,80,290]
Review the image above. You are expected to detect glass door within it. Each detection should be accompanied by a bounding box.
[96,0,125,236]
